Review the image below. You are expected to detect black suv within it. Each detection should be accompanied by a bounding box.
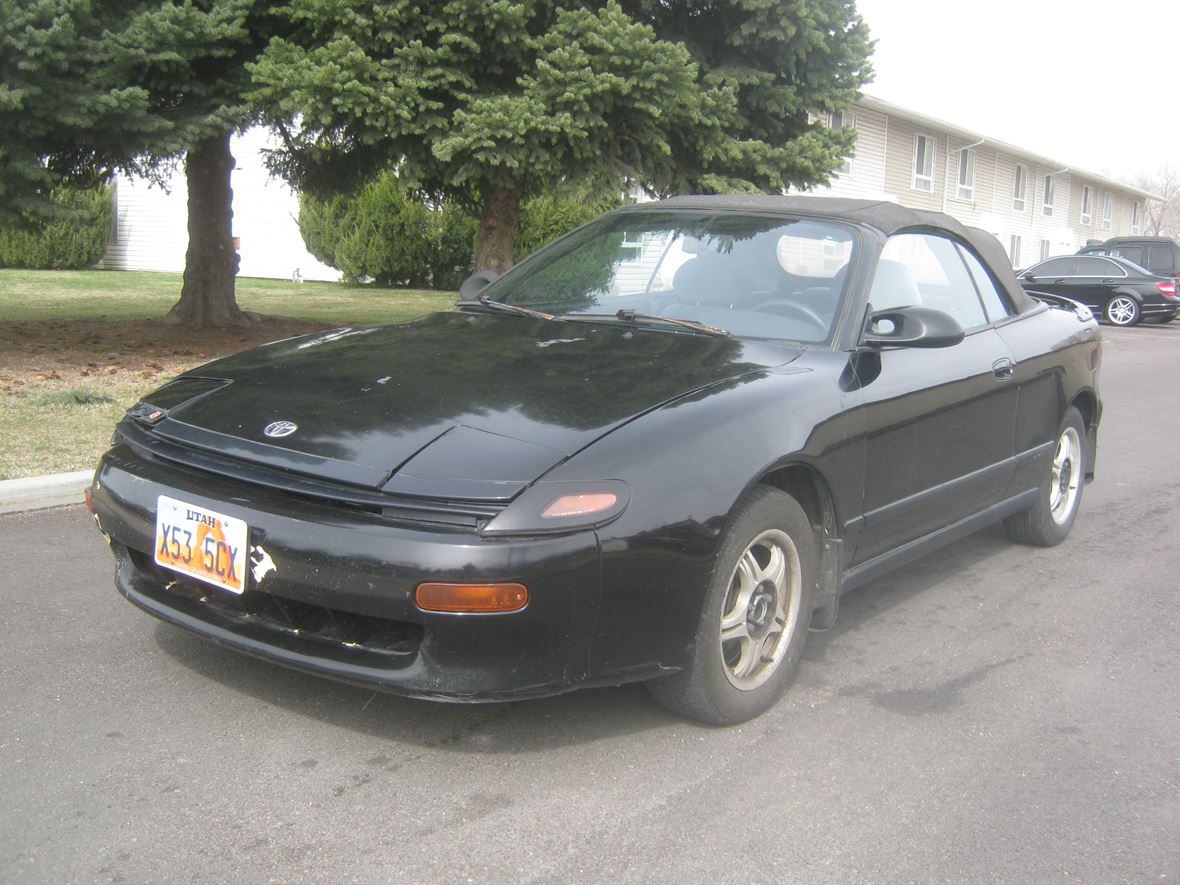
[1078,236,1180,278]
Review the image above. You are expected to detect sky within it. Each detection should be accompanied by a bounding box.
[853,0,1180,187]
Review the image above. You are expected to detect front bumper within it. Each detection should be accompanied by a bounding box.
[91,444,603,701]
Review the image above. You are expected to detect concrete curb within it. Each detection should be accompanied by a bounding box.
[0,470,93,515]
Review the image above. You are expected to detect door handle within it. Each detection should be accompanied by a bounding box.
[992,358,1014,381]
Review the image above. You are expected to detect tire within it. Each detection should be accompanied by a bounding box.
[1104,295,1140,326]
[646,486,817,725]
[1004,406,1086,546]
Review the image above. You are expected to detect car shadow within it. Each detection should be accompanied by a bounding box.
[152,623,682,751]
[153,522,1019,748]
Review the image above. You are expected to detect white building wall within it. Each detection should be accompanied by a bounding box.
[99,128,340,282]
[804,97,1154,268]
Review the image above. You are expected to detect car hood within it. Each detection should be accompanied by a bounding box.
[137,312,800,500]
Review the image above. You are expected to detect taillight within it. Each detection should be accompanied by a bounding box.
[1156,281,1177,298]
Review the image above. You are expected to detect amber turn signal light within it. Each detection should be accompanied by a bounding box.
[541,492,618,519]
[415,582,529,614]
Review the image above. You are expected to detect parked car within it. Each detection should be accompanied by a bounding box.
[87,196,1102,725]
[1078,236,1180,279]
[1017,253,1179,325]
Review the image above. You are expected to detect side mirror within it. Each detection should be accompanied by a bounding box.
[860,305,965,349]
[459,270,500,300]
[1019,271,1035,281]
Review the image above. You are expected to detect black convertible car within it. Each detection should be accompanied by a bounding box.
[88,196,1102,724]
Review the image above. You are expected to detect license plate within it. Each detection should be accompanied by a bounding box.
[154,495,248,594]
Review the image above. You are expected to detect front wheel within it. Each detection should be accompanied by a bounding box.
[1004,407,1087,546]
[646,486,817,725]
[1105,295,1140,326]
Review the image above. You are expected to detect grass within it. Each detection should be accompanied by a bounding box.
[0,381,140,481]
[0,268,455,325]
[0,269,457,480]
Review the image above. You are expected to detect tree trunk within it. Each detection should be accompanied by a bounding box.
[474,181,526,274]
[165,130,249,327]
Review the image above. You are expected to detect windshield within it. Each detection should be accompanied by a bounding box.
[479,211,858,343]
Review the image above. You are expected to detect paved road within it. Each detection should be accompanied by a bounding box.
[2,324,1178,884]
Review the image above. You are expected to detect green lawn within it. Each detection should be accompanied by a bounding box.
[0,268,455,324]
[0,269,457,480]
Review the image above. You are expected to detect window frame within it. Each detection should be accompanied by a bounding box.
[956,147,976,202]
[1131,201,1140,235]
[1042,174,1055,217]
[1012,164,1027,211]
[1039,239,1051,261]
[1009,234,1022,267]
[912,133,935,192]
[829,111,855,177]
[1080,185,1092,226]
[1102,193,1114,230]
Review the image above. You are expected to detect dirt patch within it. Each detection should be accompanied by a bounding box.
[0,317,336,479]
[0,317,334,392]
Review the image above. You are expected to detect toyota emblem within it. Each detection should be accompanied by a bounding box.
[263,420,298,438]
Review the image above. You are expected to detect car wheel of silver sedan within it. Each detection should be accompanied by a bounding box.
[647,486,817,725]
[1105,296,1140,326]
[1004,406,1087,546]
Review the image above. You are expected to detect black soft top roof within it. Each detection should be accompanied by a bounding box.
[628,195,1035,313]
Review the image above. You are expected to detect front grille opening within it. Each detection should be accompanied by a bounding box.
[128,549,424,658]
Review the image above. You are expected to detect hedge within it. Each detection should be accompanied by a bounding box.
[0,186,114,269]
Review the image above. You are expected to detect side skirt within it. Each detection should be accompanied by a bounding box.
[838,489,1040,596]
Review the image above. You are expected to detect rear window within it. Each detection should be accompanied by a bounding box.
[1147,245,1177,275]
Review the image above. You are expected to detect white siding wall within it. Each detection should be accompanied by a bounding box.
[100,128,340,282]
[812,107,890,200]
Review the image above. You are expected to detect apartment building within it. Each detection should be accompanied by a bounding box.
[810,95,1159,267]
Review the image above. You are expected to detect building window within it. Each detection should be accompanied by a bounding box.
[1102,193,1114,230]
[1040,239,1051,261]
[1132,201,1140,235]
[1012,165,1026,211]
[956,148,976,201]
[1009,234,1022,266]
[912,134,934,192]
[1042,175,1055,217]
[828,111,854,176]
[1080,186,1092,225]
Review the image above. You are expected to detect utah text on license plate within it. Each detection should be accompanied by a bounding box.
[154,495,248,594]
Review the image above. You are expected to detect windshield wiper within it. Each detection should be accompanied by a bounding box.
[559,309,732,338]
[455,298,555,320]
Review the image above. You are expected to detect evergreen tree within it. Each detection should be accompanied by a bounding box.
[251,0,871,274]
[0,0,285,327]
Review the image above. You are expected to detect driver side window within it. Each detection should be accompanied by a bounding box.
[875,233,988,331]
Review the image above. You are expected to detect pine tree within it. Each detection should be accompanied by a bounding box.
[250,0,872,273]
[0,0,286,327]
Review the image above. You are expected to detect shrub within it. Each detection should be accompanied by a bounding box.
[515,189,625,260]
[299,172,476,289]
[299,174,625,288]
[0,186,114,269]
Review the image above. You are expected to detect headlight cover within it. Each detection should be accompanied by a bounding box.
[479,480,630,536]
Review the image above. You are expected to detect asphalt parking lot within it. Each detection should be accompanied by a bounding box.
[2,323,1178,884]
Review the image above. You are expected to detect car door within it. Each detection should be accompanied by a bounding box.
[847,232,1019,565]
[1069,256,1127,314]
[1020,256,1079,301]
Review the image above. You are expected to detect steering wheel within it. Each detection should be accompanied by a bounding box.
[752,299,829,331]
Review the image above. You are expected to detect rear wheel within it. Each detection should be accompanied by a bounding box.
[1004,407,1086,546]
[1105,296,1140,326]
[646,486,817,725]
